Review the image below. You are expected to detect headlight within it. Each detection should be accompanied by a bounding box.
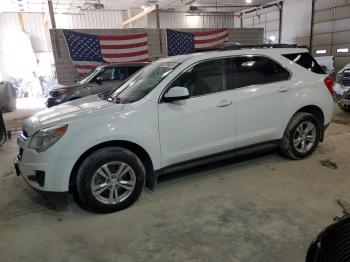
[29,125,68,152]
[49,89,65,97]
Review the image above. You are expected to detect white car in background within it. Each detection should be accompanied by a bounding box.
[334,63,350,112]
[315,56,334,75]
[15,46,334,213]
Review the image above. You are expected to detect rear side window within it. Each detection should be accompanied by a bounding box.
[227,56,290,89]
[283,53,325,74]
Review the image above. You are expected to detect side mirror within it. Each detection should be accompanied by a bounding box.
[96,76,103,85]
[164,86,190,103]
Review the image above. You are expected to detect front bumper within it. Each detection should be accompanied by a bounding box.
[15,135,76,192]
[333,84,350,106]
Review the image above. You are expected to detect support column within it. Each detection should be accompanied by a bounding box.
[156,4,163,55]
[48,0,61,57]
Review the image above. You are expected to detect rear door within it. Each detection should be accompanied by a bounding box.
[230,55,292,147]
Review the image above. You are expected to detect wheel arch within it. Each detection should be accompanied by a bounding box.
[69,140,155,191]
[295,105,325,126]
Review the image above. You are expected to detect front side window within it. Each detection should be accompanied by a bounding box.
[170,59,226,97]
[229,56,290,89]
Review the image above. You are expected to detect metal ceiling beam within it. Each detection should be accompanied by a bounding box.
[122,5,156,27]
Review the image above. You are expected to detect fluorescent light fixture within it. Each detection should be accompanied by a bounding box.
[337,48,349,53]
[316,49,327,54]
[246,0,252,3]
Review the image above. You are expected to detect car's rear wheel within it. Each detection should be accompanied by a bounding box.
[278,112,321,159]
[75,146,145,213]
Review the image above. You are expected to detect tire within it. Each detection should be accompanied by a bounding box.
[278,112,322,160]
[0,82,16,112]
[75,146,145,213]
[339,103,350,112]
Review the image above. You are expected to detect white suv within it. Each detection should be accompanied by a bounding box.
[15,47,334,213]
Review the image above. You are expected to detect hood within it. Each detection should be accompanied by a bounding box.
[51,82,84,91]
[23,95,122,135]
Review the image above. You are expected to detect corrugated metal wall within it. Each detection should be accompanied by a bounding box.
[0,13,48,52]
[147,11,235,28]
[22,13,49,52]
[311,0,350,70]
[55,10,124,29]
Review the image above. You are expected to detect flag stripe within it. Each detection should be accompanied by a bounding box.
[100,41,148,49]
[195,30,229,41]
[102,49,149,59]
[101,45,148,54]
[195,33,229,45]
[195,37,228,49]
[99,33,147,41]
[99,37,148,46]
[103,54,150,63]
[194,28,228,37]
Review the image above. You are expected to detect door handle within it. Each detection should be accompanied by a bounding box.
[279,86,289,92]
[217,100,232,108]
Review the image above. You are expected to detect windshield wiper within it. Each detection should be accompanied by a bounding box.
[98,93,122,104]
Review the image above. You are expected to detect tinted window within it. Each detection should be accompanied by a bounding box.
[126,66,143,77]
[283,53,325,74]
[227,56,290,88]
[171,59,226,97]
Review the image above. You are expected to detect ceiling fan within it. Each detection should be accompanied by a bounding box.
[83,0,105,10]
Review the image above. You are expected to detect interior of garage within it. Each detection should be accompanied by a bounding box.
[1,0,350,261]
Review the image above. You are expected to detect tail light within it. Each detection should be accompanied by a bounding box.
[324,76,334,95]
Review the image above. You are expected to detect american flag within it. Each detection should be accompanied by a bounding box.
[63,30,149,76]
[167,28,229,56]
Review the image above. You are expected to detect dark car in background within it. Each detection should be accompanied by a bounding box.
[46,62,147,107]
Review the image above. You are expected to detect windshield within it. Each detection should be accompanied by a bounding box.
[101,61,178,103]
[78,67,101,84]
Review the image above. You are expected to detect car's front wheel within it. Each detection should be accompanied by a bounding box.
[75,147,145,213]
[279,112,321,159]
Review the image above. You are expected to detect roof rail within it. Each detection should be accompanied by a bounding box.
[219,42,301,51]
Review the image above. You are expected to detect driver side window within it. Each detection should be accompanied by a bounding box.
[171,59,226,97]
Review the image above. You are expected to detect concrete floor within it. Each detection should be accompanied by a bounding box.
[1,102,350,262]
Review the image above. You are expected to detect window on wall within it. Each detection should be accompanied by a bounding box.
[316,49,327,54]
[337,48,349,53]
[226,56,290,89]
[170,59,226,97]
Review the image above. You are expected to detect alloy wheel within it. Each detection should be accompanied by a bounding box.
[293,121,317,154]
[91,161,136,205]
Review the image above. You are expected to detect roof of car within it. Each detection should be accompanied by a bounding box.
[100,62,149,68]
[156,47,310,64]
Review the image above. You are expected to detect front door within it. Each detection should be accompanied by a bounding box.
[158,59,236,167]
